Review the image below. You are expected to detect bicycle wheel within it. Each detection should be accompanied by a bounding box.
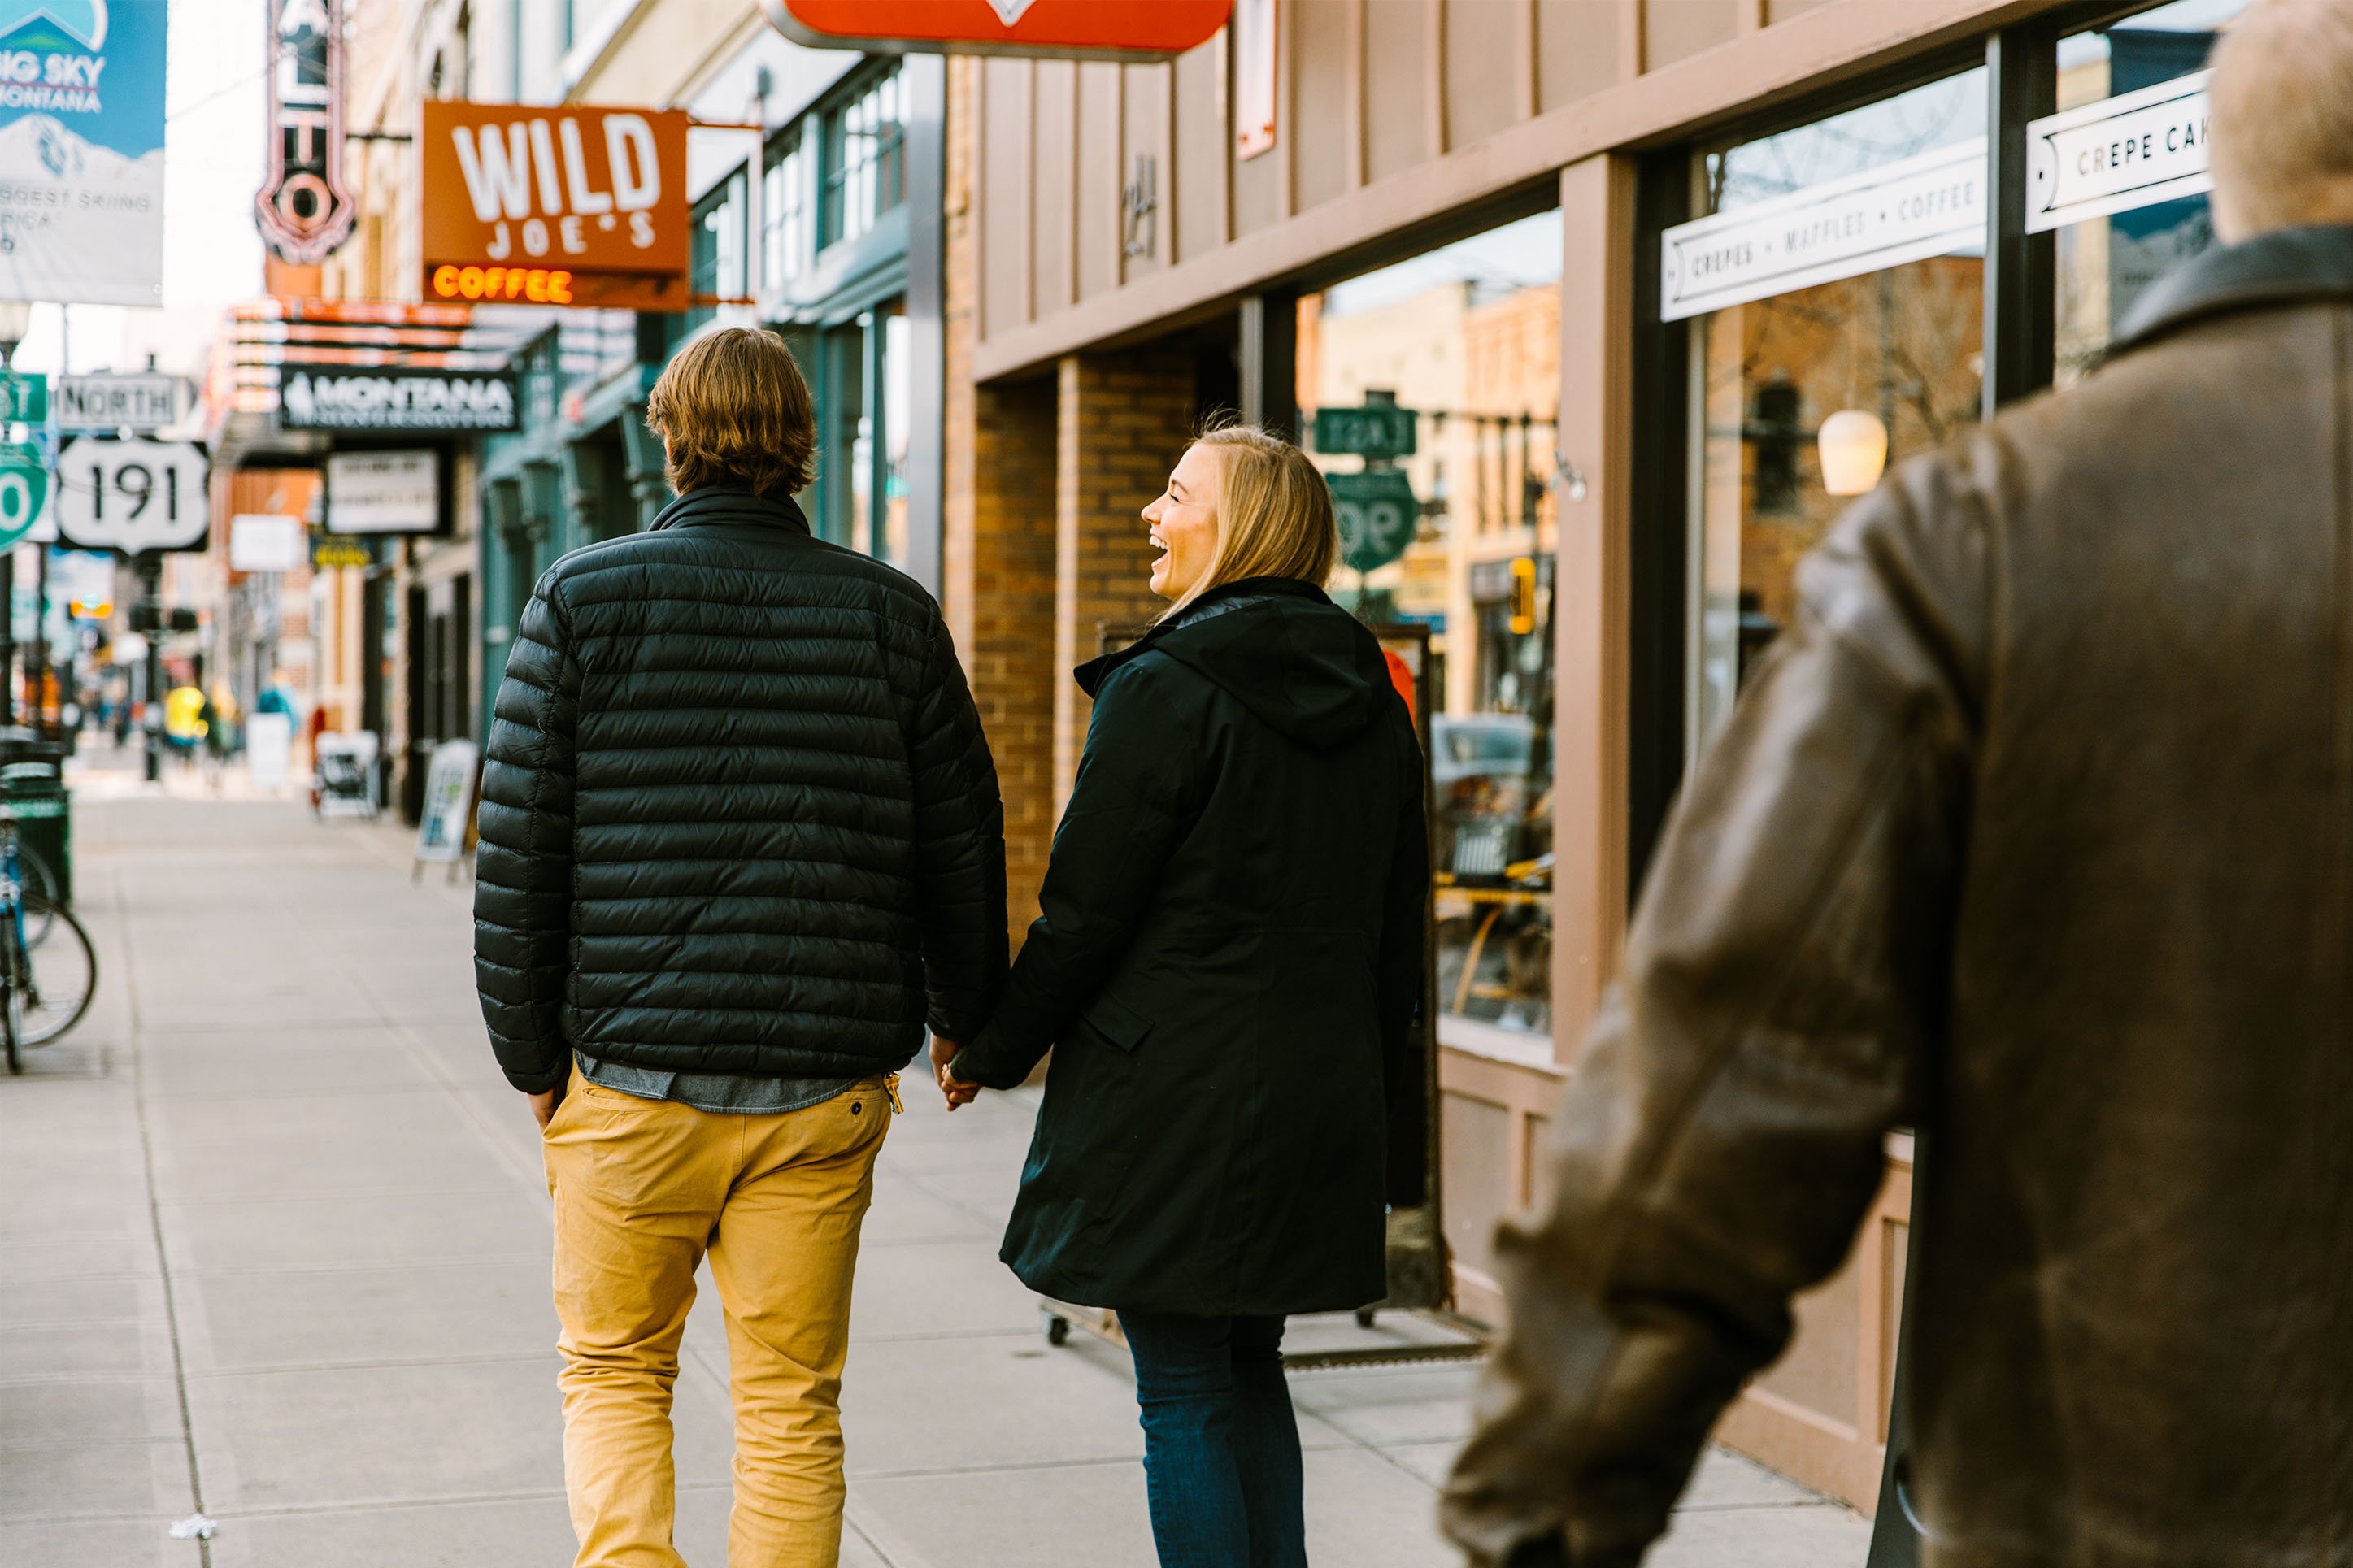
[15,845,56,946]
[15,895,94,1046]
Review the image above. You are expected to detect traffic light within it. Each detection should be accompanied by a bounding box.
[1508,556,1537,636]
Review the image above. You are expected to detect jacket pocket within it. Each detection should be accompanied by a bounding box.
[1080,992,1154,1054]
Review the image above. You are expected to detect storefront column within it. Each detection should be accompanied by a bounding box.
[1052,350,1193,814]
[950,376,1059,932]
[620,406,668,529]
[1551,154,1641,1063]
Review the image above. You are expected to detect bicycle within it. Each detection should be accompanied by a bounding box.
[0,806,94,1074]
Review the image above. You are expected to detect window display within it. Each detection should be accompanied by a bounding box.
[1298,211,1563,1049]
[1681,70,1988,749]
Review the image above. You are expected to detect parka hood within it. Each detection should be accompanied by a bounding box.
[1076,577,1397,750]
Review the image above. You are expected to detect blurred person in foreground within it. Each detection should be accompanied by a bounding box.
[1444,2,2353,1563]
[473,327,1006,1568]
[935,425,1429,1568]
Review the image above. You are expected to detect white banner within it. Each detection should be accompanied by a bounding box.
[229,513,305,573]
[2025,71,2212,236]
[325,450,440,534]
[0,3,167,306]
[1660,139,1986,322]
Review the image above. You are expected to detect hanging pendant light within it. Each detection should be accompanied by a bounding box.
[1818,409,1889,497]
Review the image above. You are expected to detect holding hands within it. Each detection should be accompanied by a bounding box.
[932,1035,981,1111]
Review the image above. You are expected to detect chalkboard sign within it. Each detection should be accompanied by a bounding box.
[413,740,479,880]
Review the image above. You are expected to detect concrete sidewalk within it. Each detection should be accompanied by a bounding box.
[0,793,1870,1567]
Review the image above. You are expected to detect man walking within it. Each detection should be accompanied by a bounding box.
[474,327,1006,1567]
[1445,2,2353,1564]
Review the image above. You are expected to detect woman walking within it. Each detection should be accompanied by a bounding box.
[935,424,1429,1567]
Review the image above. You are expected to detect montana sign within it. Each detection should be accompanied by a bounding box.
[280,367,519,432]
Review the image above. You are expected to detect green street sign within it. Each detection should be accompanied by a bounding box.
[0,374,48,425]
[1327,470,1418,576]
[1313,402,1417,461]
[0,442,47,549]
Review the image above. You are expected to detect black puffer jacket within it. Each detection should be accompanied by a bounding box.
[473,488,1007,1094]
[953,578,1429,1316]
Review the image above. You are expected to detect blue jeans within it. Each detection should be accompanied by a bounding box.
[1119,1311,1307,1568]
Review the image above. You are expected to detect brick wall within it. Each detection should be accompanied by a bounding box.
[1051,350,1195,810]
[946,61,1205,934]
[946,58,1059,937]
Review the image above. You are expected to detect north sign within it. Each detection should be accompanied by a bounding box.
[57,371,182,432]
[1326,470,1418,576]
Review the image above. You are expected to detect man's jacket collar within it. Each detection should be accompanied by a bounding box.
[2112,225,2353,358]
[649,487,813,536]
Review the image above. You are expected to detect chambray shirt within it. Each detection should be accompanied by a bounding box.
[575,1052,858,1115]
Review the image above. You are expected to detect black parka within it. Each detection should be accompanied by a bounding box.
[472,488,1007,1094]
[953,578,1429,1317]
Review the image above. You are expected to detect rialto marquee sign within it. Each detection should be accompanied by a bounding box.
[420,100,689,311]
[1658,72,2216,320]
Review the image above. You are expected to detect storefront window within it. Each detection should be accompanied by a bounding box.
[822,65,905,249]
[881,311,911,564]
[2051,0,2247,384]
[762,131,812,291]
[686,166,747,334]
[1675,70,1988,749]
[823,319,866,547]
[1298,210,1564,1050]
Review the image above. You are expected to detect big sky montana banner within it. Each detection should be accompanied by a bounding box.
[0,2,166,305]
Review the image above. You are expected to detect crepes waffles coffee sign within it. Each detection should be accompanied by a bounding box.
[279,367,519,432]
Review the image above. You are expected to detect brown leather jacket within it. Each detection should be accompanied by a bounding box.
[1443,226,2353,1568]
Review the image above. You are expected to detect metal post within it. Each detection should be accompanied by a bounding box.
[31,539,47,735]
[140,555,161,784]
[1237,292,1298,439]
[0,541,15,728]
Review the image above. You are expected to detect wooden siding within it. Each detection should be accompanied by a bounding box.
[969,0,2067,380]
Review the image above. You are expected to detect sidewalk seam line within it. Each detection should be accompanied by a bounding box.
[124,860,214,1567]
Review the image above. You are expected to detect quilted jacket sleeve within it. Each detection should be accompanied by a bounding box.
[949,658,1195,1091]
[908,610,1011,1043]
[1440,455,1990,1567]
[1377,708,1432,1210]
[472,571,582,1094]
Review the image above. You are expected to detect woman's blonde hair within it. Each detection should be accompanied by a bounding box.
[1162,423,1338,619]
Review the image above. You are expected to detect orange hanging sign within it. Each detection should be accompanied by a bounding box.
[763,0,1231,59]
[419,101,692,311]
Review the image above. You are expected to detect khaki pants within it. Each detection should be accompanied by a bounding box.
[541,1063,893,1568]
